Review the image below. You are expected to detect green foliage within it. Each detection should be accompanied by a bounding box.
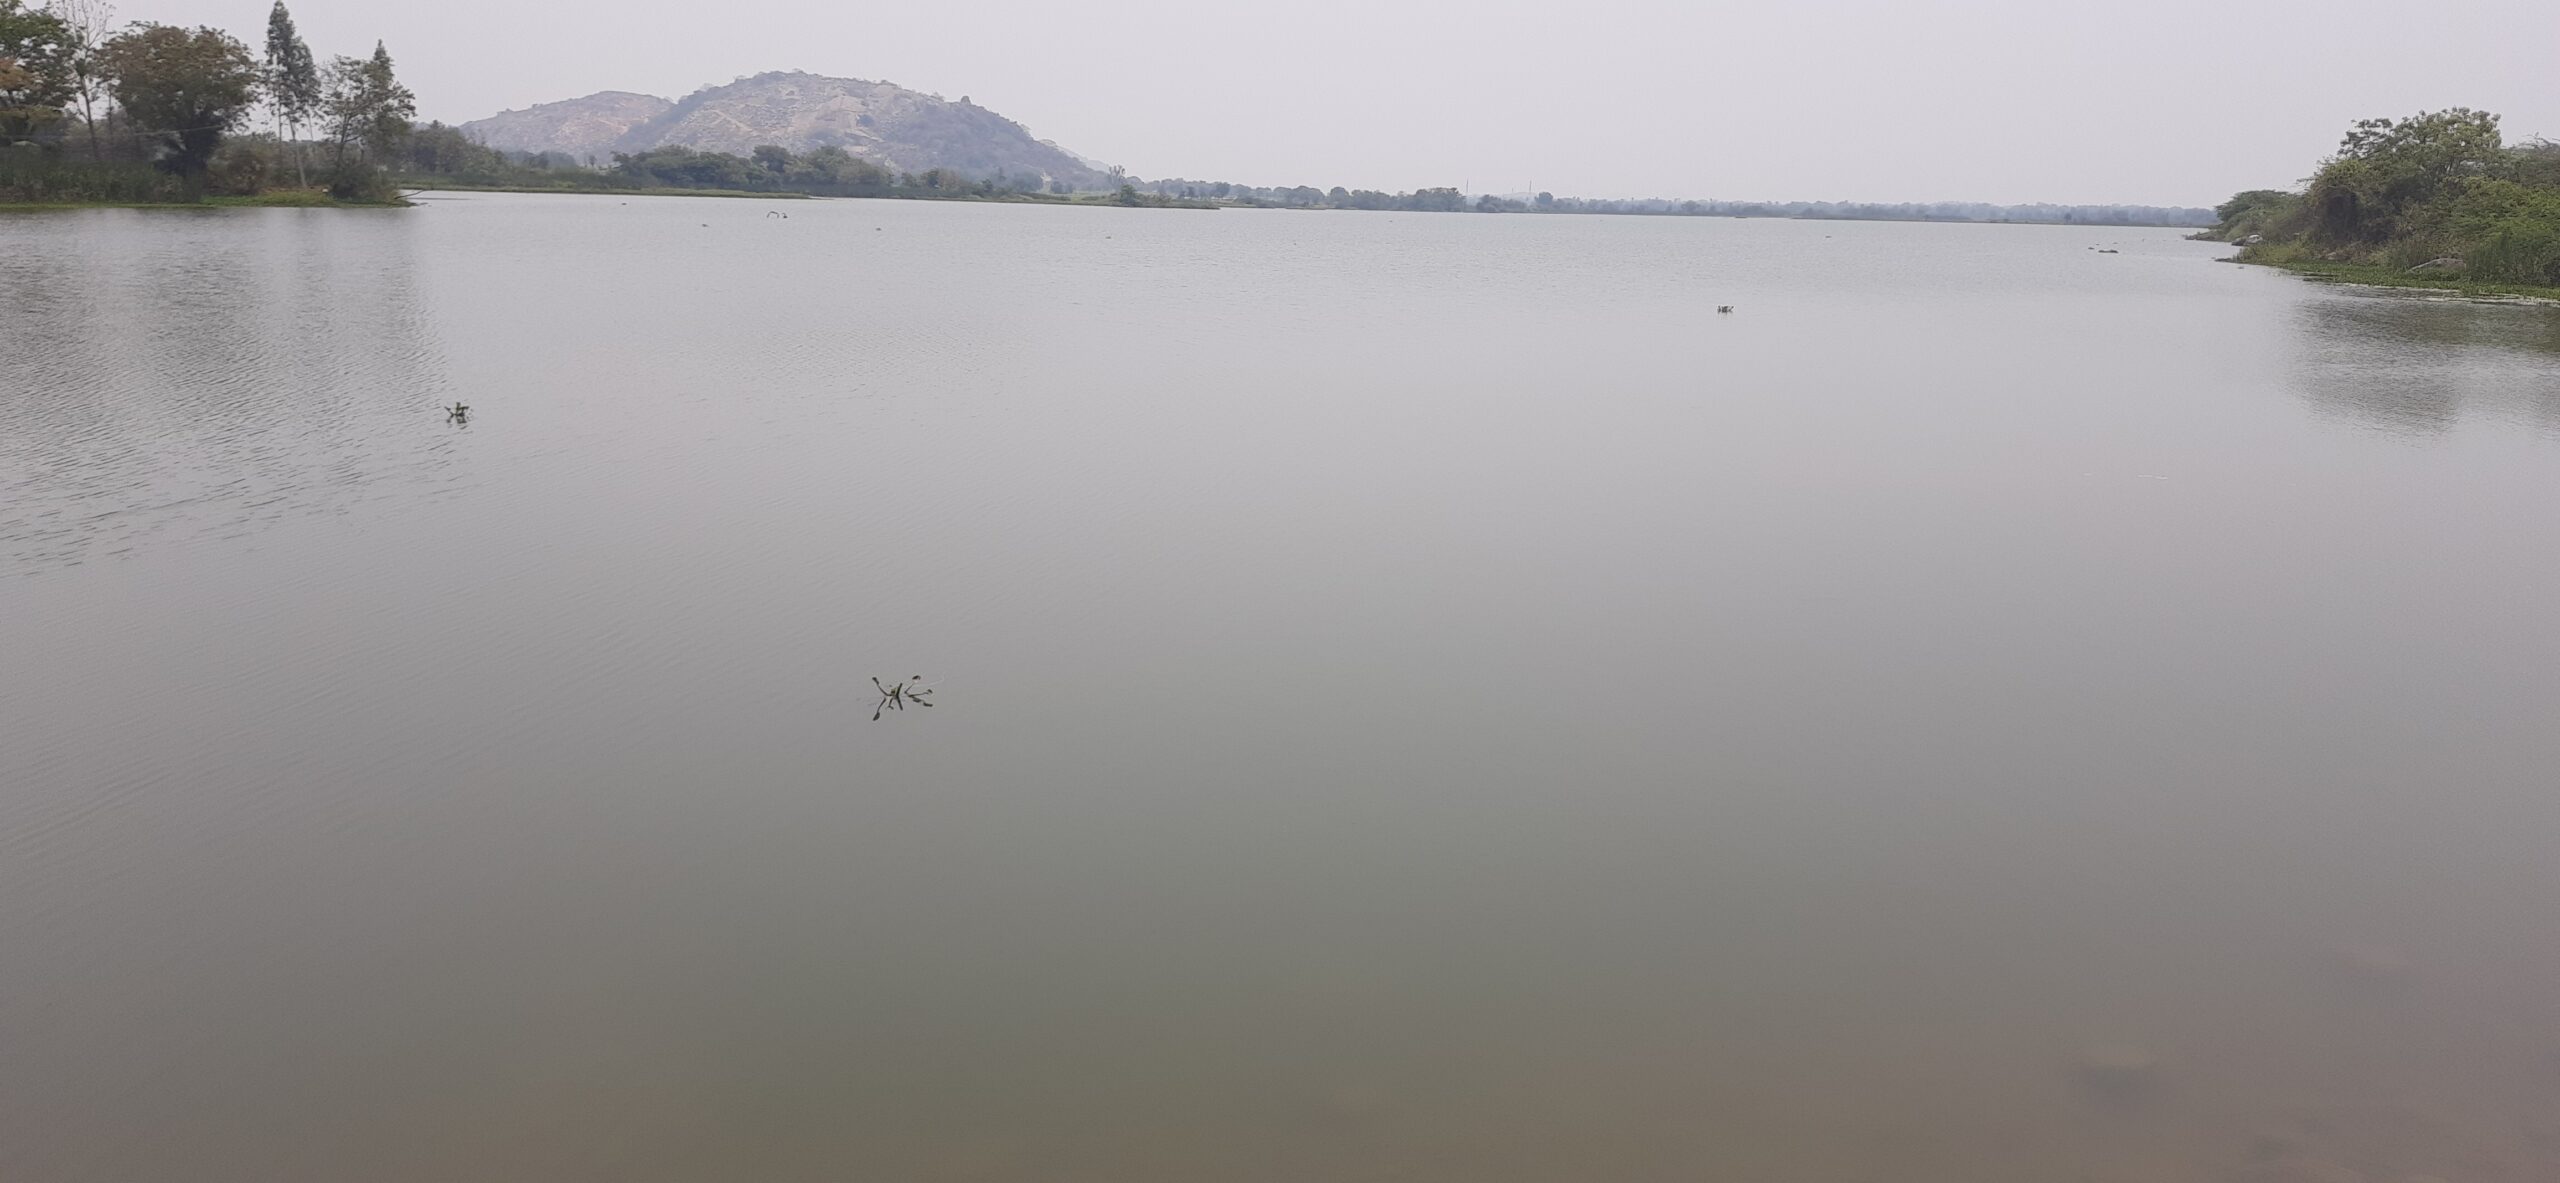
[262,2,317,142]
[1409,187,1465,212]
[1,1,433,206]
[2443,179,2560,284]
[322,41,410,165]
[2464,221,2560,286]
[98,23,260,179]
[0,147,185,200]
[799,144,890,189]
[205,129,280,193]
[400,120,497,175]
[2219,107,2560,295]
[320,155,392,200]
[2204,188,2302,239]
[2334,108,2503,178]
[2305,107,2505,244]
[611,145,750,188]
[200,187,341,205]
[0,0,74,144]
[2511,138,2560,191]
[2443,177,2560,240]
[400,138,1192,207]
[590,143,901,194]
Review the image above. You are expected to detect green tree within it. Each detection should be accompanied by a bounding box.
[2215,189,2294,223]
[400,120,498,176]
[321,39,411,185]
[2511,137,2560,190]
[0,0,72,145]
[1408,186,1465,212]
[2202,188,2303,241]
[2307,108,2506,243]
[262,1,317,183]
[802,144,889,190]
[98,23,262,180]
[612,145,751,189]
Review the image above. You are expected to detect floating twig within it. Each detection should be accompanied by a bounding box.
[871,675,935,720]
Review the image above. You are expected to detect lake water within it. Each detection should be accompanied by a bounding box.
[5,194,2560,1182]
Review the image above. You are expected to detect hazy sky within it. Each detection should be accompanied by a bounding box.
[134,0,2559,205]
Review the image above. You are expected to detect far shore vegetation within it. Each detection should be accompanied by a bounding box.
[2199,108,2560,301]
[396,134,2207,224]
[394,136,1216,208]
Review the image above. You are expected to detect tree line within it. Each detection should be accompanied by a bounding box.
[2203,108,2560,289]
[2,0,413,203]
[1130,177,2212,225]
[393,133,1209,206]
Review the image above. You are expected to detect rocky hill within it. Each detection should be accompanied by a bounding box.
[460,72,1116,189]
[459,91,673,163]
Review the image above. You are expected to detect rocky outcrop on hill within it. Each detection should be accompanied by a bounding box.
[460,72,1115,188]
[458,91,673,163]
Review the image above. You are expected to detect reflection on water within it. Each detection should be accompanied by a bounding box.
[2285,288,2560,436]
[0,210,451,573]
[4,200,2560,1183]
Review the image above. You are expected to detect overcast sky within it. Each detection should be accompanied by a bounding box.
[134,0,2560,205]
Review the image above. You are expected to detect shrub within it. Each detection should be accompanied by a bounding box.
[324,159,397,202]
[2381,235,2456,270]
[0,147,190,203]
[206,136,281,195]
[2466,219,2560,285]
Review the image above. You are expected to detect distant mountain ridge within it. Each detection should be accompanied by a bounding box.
[460,72,1116,189]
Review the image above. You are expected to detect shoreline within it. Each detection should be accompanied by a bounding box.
[1,193,411,212]
[2224,245,2560,306]
[10,184,2197,225]
[409,184,814,200]
[405,183,1219,209]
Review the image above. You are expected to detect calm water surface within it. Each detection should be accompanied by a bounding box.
[5,195,2560,1182]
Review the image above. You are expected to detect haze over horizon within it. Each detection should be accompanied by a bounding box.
[92,0,2560,205]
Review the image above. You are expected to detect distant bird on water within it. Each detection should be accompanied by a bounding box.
[1716,305,1734,314]
[445,402,469,421]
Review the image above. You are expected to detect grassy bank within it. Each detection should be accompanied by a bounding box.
[2,155,413,210]
[2232,242,2560,303]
